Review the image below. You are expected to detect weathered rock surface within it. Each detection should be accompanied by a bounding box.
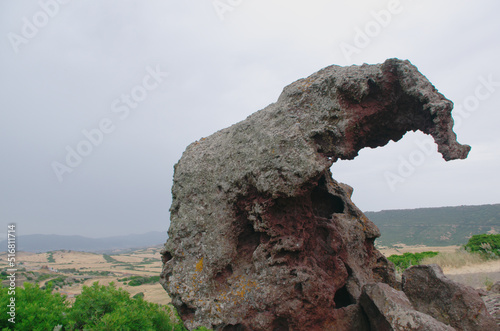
[160,58,470,330]
[483,292,500,326]
[402,264,498,330]
[491,281,500,294]
[359,283,455,331]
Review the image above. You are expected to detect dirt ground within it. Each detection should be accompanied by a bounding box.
[378,244,462,257]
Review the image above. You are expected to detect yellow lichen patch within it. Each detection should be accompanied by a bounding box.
[195,257,204,272]
[212,275,259,307]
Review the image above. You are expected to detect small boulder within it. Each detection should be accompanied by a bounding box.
[402,264,498,330]
[482,293,500,326]
[491,281,500,294]
[359,282,455,331]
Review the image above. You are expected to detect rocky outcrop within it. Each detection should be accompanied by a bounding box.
[160,59,470,330]
[359,283,455,330]
[402,265,498,330]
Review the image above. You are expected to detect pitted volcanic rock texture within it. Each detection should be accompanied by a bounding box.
[160,59,471,330]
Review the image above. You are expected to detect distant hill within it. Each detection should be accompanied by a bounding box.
[367,204,500,247]
[0,231,167,253]
[4,204,499,252]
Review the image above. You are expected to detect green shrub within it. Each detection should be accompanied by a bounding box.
[0,281,210,330]
[68,282,185,330]
[47,252,55,263]
[103,254,119,263]
[37,273,54,282]
[0,282,69,330]
[464,234,500,258]
[388,251,439,272]
[46,276,68,289]
[119,275,160,286]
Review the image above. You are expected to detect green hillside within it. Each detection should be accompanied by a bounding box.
[366,204,500,247]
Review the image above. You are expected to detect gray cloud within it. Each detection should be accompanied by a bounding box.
[1,0,499,238]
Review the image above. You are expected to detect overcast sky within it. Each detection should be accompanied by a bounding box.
[1,0,499,239]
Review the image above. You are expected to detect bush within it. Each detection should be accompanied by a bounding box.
[119,275,160,286]
[68,282,185,330]
[47,252,56,263]
[46,276,69,289]
[103,254,119,263]
[0,282,69,330]
[0,281,211,330]
[387,251,439,272]
[37,273,54,282]
[464,234,500,258]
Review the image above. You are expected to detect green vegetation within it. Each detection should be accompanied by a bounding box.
[0,283,68,330]
[45,276,68,289]
[47,252,55,263]
[81,270,112,276]
[484,277,494,291]
[367,204,500,246]
[37,274,54,282]
[464,234,500,257]
[118,275,160,286]
[137,257,158,265]
[387,251,439,272]
[0,282,211,330]
[59,268,80,274]
[103,254,119,263]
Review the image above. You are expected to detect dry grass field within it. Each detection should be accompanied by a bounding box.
[379,244,500,289]
[0,246,171,305]
[2,244,498,308]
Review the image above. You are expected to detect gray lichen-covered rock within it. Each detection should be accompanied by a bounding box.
[359,283,455,331]
[160,59,470,330]
[402,264,498,331]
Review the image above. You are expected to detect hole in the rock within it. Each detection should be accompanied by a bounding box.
[215,264,233,283]
[294,282,303,295]
[311,132,336,155]
[179,303,196,321]
[261,233,271,244]
[222,324,246,331]
[162,252,173,264]
[236,223,261,262]
[272,317,290,331]
[345,264,353,276]
[311,186,344,218]
[334,285,353,308]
